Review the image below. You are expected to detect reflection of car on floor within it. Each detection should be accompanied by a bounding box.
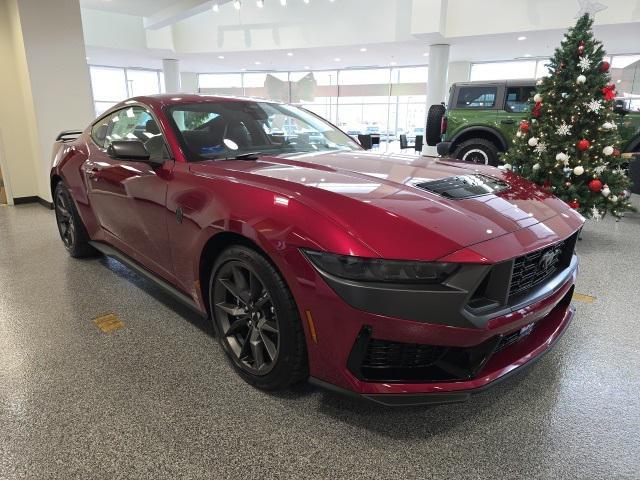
[51,94,584,406]
[428,80,640,166]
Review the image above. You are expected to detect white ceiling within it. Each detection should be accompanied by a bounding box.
[80,0,640,73]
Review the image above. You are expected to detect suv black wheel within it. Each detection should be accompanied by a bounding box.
[54,183,98,258]
[426,104,446,146]
[209,245,307,390]
[452,138,500,166]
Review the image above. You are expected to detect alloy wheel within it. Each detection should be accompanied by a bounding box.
[462,148,489,165]
[213,260,280,375]
[55,189,75,249]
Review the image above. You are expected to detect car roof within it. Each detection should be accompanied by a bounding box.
[114,94,283,110]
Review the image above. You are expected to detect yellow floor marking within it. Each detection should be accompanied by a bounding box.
[573,292,596,303]
[93,313,125,333]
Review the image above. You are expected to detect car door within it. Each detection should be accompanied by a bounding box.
[84,106,174,276]
[497,85,536,139]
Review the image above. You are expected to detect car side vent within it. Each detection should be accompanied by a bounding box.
[415,174,510,199]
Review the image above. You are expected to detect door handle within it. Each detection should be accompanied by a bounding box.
[500,119,516,124]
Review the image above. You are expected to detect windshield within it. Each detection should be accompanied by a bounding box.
[166,100,361,160]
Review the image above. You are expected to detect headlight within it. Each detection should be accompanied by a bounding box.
[303,250,458,284]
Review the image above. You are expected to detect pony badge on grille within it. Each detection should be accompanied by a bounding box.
[539,247,561,271]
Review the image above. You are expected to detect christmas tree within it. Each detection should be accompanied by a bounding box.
[502,14,634,219]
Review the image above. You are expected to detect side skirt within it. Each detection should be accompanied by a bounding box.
[89,241,206,317]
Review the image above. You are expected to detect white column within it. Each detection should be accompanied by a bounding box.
[0,0,94,203]
[423,44,450,155]
[163,58,181,93]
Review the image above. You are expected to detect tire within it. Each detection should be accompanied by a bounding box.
[426,104,446,146]
[53,182,98,258]
[209,245,308,390]
[452,138,500,166]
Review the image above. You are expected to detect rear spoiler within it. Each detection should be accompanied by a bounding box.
[55,130,83,142]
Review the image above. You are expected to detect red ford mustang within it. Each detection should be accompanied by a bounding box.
[50,95,584,406]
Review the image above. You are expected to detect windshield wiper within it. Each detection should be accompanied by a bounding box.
[229,152,265,160]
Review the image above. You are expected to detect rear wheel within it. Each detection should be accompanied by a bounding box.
[209,246,307,390]
[54,183,98,258]
[452,138,500,166]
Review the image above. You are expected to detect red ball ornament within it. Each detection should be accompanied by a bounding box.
[578,40,585,56]
[577,139,590,151]
[600,61,610,72]
[588,179,603,193]
[602,84,616,101]
[568,199,580,210]
[519,120,530,132]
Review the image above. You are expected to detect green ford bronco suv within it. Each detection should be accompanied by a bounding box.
[427,80,640,166]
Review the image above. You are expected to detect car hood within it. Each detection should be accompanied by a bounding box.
[190,151,579,260]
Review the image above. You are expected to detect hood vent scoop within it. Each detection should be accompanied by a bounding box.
[414,174,510,199]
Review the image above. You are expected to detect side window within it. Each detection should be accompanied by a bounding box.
[91,117,109,147]
[456,86,497,109]
[105,106,167,161]
[505,86,535,113]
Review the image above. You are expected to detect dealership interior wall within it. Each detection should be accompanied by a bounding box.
[1,1,640,479]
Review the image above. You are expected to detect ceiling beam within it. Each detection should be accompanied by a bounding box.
[143,0,232,30]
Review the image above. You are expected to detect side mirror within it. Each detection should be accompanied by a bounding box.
[107,140,150,160]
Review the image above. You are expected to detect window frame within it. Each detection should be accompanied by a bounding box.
[451,84,503,110]
[89,103,173,160]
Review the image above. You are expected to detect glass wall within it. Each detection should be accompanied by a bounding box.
[89,66,163,116]
[198,66,428,150]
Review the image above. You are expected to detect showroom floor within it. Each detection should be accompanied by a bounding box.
[1,202,639,480]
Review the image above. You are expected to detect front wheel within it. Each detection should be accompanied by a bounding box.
[209,246,307,390]
[452,138,500,166]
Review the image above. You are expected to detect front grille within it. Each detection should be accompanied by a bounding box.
[509,240,567,297]
[351,333,500,382]
[363,339,445,369]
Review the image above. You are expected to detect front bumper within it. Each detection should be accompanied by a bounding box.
[285,221,582,406]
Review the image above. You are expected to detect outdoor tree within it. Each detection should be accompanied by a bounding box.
[502,13,634,219]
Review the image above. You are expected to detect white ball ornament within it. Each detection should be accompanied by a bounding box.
[603,146,614,156]
[532,163,540,171]
[528,137,539,147]
[533,93,543,103]
[576,75,586,84]
[573,165,584,176]
[610,195,618,203]
[602,122,614,130]
[602,185,611,197]
[555,152,568,162]
[503,163,513,171]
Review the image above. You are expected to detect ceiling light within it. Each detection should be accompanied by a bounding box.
[255,61,261,65]
[303,0,310,3]
[524,53,532,57]
[280,0,287,5]
[212,2,219,11]
[334,57,341,62]
[304,66,310,69]
[256,0,264,6]
[360,47,367,52]
[423,52,429,57]
[233,0,241,10]
[287,52,293,56]
[518,36,527,41]
[390,61,397,66]
[218,55,225,59]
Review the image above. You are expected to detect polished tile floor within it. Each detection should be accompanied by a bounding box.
[1,203,639,479]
